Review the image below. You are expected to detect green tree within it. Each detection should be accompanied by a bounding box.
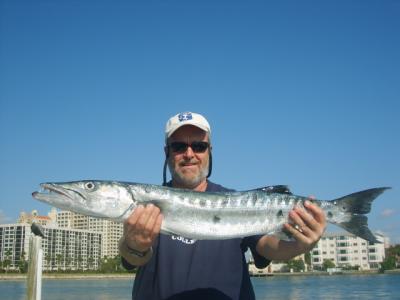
[87,256,94,271]
[76,254,83,271]
[65,255,72,271]
[304,252,311,266]
[322,259,335,270]
[99,255,124,273]
[380,256,396,271]
[3,250,12,273]
[18,251,28,273]
[287,259,305,272]
[45,254,52,271]
[387,244,400,256]
[56,254,63,271]
[380,244,400,271]
[304,252,312,271]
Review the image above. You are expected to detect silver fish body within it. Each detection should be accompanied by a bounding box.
[32,181,389,243]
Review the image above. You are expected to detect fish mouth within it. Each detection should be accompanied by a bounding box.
[32,183,85,202]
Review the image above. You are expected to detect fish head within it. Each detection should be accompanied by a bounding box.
[32,180,135,220]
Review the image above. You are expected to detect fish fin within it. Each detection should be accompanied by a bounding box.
[252,185,292,195]
[338,215,381,243]
[332,187,390,243]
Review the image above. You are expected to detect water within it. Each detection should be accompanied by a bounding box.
[251,274,400,300]
[1,274,400,300]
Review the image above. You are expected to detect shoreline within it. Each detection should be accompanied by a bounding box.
[0,273,135,281]
[251,269,400,277]
[2,269,399,281]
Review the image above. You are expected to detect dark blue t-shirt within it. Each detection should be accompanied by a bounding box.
[122,181,270,300]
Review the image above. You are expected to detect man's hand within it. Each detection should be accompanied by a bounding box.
[123,204,163,252]
[257,199,326,261]
[284,200,326,253]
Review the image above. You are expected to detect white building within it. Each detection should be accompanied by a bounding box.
[310,232,386,270]
[248,254,306,275]
[0,224,29,271]
[0,223,101,271]
[56,211,123,258]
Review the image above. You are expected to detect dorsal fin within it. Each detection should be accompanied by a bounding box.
[253,185,292,195]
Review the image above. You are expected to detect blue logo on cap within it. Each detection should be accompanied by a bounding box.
[178,112,192,122]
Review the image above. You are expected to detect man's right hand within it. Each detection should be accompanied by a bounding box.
[123,204,163,252]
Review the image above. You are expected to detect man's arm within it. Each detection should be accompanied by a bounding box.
[119,204,163,266]
[256,200,326,261]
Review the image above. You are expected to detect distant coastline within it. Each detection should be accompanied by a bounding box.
[0,273,135,281]
[2,269,399,281]
[251,269,400,277]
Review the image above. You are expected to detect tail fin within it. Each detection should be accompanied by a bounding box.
[333,187,390,243]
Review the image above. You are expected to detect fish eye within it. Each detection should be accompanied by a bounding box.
[85,182,95,190]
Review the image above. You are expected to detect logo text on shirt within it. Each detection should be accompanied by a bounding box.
[171,235,196,245]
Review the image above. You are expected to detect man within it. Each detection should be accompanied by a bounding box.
[119,112,326,300]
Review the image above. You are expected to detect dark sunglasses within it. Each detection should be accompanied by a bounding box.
[169,141,210,153]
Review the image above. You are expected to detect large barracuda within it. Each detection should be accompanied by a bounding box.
[32,181,389,243]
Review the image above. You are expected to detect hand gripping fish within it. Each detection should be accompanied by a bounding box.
[32,181,389,243]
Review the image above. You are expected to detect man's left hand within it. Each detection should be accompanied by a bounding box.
[283,200,327,253]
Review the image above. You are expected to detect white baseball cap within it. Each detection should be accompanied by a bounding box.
[165,112,211,140]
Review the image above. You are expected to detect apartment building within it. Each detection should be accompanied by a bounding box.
[56,211,123,258]
[0,224,29,271]
[311,232,386,270]
[0,223,101,271]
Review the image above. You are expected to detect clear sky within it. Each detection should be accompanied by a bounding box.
[1,1,399,243]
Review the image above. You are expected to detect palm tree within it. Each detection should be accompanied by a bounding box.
[45,254,52,271]
[76,254,83,271]
[65,255,72,272]
[87,256,94,271]
[4,250,12,273]
[56,254,63,271]
[18,251,28,273]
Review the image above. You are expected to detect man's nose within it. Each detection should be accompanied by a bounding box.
[183,145,195,158]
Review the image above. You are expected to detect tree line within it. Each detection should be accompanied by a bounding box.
[0,253,134,274]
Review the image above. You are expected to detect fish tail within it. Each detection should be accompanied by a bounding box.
[332,187,390,243]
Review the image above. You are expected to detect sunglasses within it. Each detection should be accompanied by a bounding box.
[169,141,210,153]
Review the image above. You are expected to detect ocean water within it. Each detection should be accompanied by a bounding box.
[1,274,400,300]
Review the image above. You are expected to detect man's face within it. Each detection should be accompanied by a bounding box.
[166,125,210,189]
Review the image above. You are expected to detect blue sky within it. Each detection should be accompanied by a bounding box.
[1,0,399,243]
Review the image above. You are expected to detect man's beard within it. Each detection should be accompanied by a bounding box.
[168,159,209,189]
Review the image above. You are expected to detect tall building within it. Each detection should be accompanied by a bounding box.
[56,211,123,258]
[0,224,101,271]
[0,224,29,271]
[310,232,386,270]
